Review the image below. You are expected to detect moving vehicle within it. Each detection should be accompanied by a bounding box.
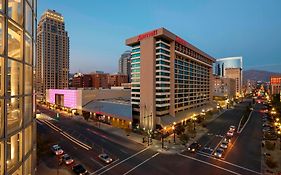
[98,154,113,164]
[187,142,201,152]
[72,164,88,175]
[229,125,236,132]
[61,154,74,165]
[220,141,228,149]
[214,148,224,158]
[227,130,234,137]
[51,144,64,156]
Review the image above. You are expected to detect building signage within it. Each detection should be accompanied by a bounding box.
[137,30,158,41]
[176,36,189,46]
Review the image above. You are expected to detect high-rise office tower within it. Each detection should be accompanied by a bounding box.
[0,0,37,174]
[118,50,131,82]
[126,28,215,130]
[36,9,69,99]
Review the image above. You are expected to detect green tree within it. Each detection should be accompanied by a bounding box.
[179,134,189,145]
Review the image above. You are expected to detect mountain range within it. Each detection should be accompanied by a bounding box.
[243,70,281,82]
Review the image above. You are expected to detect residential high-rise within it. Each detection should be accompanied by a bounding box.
[0,0,37,174]
[225,68,242,95]
[36,9,69,99]
[214,57,243,77]
[118,50,131,82]
[126,28,215,130]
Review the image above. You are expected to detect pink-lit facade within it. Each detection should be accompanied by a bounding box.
[47,89,79,109]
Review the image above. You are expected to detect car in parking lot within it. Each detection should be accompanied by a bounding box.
[224,136,232,143]
[220,141,229,149]
[98,154,113,164]
[51,144,64,156]
[60,154,74,165]
[214,148,224,158]
[72,164,88,175]
[187,142,201,152]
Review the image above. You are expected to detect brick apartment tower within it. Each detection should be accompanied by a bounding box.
[36,10,69,99]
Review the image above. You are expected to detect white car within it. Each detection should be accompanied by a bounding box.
[229,125,236,132]
[61,154,74,165]
[227,130,234,137]
[51,144,64,155]
[98,154,113,164]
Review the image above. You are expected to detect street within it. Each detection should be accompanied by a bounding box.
[37,100,263,175]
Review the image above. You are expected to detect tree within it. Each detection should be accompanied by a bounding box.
[175,125,185,135]
[179,134,189,145]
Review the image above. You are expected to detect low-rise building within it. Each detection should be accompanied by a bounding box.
[270,76,281,95]
[46,89,132,128]
[108,74,128,87]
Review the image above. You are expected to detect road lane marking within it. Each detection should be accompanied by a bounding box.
[94,147,150,175]
[196,151,261,175]
[90,157,104,167]
[122,153,160,175]
[91,159,120,175]
[39,118,92,150]
[178,153,241,175]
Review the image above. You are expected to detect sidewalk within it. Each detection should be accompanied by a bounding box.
[74,109,226,155]
[36,162,71,175]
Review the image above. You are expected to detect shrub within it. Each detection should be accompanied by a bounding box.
[179,134,189,145]
[265,141,275,151]
[265,157,278,169]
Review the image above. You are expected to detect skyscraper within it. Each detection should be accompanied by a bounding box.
[118,50,131,82]
[36,9,69,99]
[0,0,36,174]
[126,28,215,130]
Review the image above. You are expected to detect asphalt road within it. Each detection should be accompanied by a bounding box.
[37,100,263,175]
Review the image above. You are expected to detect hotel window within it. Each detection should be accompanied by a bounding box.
[8,59,23,96]
[24,155,32,175]
[8,0,23,26]
[7,97,22,134]
[6,132,23,171]
[8,21,23,60]
[0,16,3,55]
[24,125,32,155]
[24,96,32,125]
[24,65,32,94]
[25,3,32,35]
[0,142,3,174]
[25,33,32,64]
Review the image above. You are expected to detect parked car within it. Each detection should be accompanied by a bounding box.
[51,144,64,156]
[72,164,88,175]
[224,136,232,143]
[61,154,74,165]
[214,148,224,158]
[98,154,113,164]
[187,142,201,152]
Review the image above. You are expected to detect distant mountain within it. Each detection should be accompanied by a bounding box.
[243,70,281,82]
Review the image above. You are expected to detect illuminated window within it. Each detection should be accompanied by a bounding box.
[24,65,32,94]
[24,96,32,125]
[0,16,3,54]
[6,132,22,171]
[8,0,23,25]
[0,142,3,174]
[8,59,23,96]
[7,97,23,134]
[25,3,32,35]
[8,21,23,60]
[24,125,32,155]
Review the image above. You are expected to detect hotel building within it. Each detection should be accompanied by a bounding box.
[0,0,37,174]
[36,10,69,98]
[224,68,242,95]
[126,28,215,130]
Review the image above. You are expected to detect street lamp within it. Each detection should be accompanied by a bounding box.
[172,125,176,144]
[277,131,281,150]
[162,127,167,149]
[192,114,197,131]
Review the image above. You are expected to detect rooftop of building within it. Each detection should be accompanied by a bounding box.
[41,9,64,22]
[216,56,243,61]
[83,100,132,121]
[125,27,215,62]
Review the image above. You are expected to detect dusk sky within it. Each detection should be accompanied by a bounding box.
[38,0,281,74]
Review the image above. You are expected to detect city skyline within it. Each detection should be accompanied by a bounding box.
[38,0,281,73]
